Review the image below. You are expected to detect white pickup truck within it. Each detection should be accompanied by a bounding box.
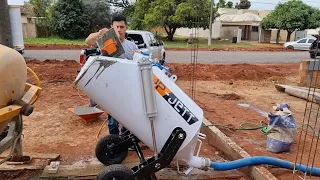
[78,30,166,68]
[126,30,166,63]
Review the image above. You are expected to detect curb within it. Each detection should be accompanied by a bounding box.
[201,118,278,180]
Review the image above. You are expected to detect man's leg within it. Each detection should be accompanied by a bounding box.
[108,114,119,135]
[89,99,97,107]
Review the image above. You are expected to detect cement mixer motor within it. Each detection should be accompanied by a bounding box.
[75,53,210,179]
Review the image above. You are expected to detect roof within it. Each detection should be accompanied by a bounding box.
[217,12,261,23]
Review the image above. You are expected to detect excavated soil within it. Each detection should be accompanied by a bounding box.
[4,59,320,179]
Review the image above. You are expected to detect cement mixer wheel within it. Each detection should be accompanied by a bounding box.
[95,134,128,165]
[97,164,133,180]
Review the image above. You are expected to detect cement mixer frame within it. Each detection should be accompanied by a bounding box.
[95,127,187,180]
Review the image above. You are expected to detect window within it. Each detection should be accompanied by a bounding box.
[148,33,157,46]
[127,34,144,45]
[308,39,315,43]
[252,26,259,32]
[297,39,307,43]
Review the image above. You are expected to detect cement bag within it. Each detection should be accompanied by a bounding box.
[266,103,296,153]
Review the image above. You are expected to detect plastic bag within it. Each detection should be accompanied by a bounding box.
[266,103,296,153]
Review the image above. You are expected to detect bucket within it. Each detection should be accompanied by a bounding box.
[75,54,204,167]
[67,106,104,123]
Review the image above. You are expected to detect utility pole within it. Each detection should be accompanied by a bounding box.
[208,0,214,46]
[0,0,13,47]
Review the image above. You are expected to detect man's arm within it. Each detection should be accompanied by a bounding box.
[85,28,109,47]
[85,32,99,47]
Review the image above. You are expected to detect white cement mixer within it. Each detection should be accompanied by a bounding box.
[75,53,210,179]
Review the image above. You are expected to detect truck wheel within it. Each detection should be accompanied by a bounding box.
[95,134,128,165]
[97,164,133,180]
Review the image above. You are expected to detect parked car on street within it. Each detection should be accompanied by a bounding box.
[126,30,166,64]
[283,36,316,50]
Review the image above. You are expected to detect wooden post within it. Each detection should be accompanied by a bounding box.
[0,0,13,48]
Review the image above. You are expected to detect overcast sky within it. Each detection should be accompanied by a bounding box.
[230,0,320,10]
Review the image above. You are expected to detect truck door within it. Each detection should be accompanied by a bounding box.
[147,33,160,60]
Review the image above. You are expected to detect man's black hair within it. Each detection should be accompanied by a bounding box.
[112,14,127,25]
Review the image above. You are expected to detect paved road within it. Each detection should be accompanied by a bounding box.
[23,50,311,64]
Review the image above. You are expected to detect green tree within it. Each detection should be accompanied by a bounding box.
[144,0,212,41]
[108,0,135,19]
[261,0,320,42]
[52,0,89,39]
[25,0,55,36]
[130,0,153,30]
[217,0,233,8]
[83,0,112,32]
[28,0,54,17]
[235,0,251,9]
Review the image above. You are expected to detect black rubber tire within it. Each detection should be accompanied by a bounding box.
[97,164,133,180]
[310,53,316,59]
[287,45,294,50]
[95,134,128,165]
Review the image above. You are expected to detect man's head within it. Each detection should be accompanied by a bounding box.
[111,14,128,42]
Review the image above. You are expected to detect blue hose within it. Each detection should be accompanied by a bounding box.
[210,156,320,176]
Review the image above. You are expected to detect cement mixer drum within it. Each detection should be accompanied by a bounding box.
[0,45,27,108]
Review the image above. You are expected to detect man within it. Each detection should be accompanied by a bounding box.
[85,15,139,59]
[85,15,139,143]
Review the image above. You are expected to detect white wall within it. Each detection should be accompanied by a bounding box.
[175,28,210,38]
[175,23,221,39]
[7,0,24,5]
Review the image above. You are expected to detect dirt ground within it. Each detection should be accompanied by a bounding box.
[2,59,320,179]
[24,43,299,52]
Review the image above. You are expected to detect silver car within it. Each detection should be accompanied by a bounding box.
[283,37,316,50]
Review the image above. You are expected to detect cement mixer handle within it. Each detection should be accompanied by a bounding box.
[7,100,33,116]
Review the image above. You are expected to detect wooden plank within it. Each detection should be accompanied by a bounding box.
[275,84,320,104]
[156,168,244,179]
[0,163,44,171]
[0,152,60,160]
[41,163,244,180]
[41,161,138,179]
[201,118,278,180]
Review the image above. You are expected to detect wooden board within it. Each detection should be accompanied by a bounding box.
[0,152,60,161]
[0,163,44,171]
[41,163,244,180]
[275,84,320,104]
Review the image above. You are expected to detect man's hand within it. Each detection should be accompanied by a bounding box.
[85,28,109,47]
[98,28,109,39]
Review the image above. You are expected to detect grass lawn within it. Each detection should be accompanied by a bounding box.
[24,35,278,49]
[24,36,86,45]
[163,36,254,48]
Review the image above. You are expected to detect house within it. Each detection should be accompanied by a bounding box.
[20,6,38,39]
[175,8,306,43]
